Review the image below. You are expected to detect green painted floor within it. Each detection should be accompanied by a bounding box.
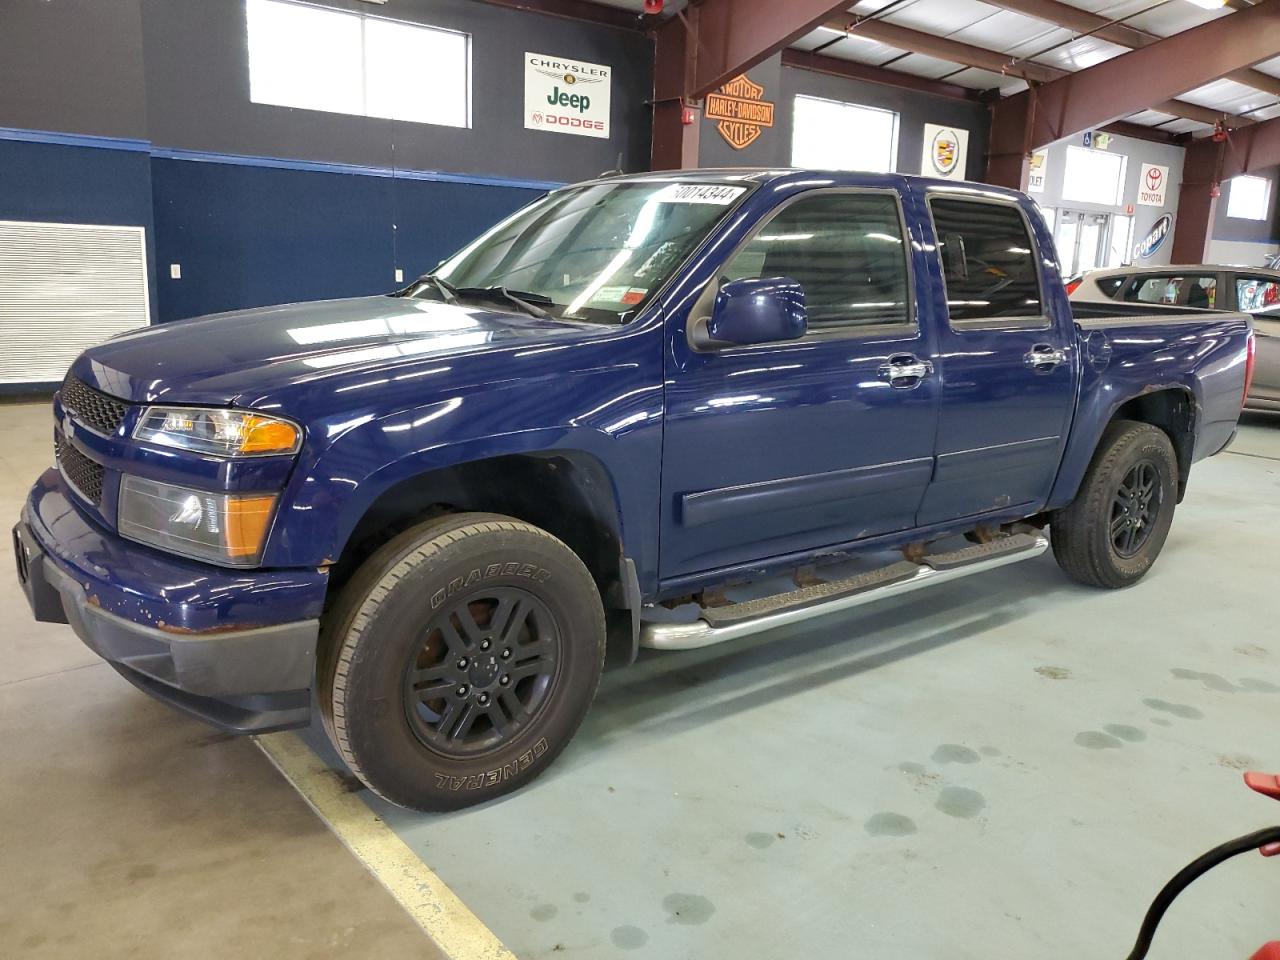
[297,411,1280,959]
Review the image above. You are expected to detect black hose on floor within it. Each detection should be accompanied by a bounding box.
[1125,826,1280,960]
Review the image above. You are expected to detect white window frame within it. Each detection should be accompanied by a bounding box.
[245,0,472,128]
[1226,175,1272,221]
[790,95,899,174]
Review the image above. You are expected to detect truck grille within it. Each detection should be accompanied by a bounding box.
[61,375,130,436]
[56,434,106,506]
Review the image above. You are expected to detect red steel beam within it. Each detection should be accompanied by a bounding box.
[781,48,984,102]
[987,0,1280,98]
[1002,0,1280,151]
[654,0,857,102]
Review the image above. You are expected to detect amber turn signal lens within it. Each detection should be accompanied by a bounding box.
[224,495,278,559]
[239,416,300,455]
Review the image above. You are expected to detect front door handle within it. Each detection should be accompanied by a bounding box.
[1024,343,1067,373]
[878,355,934,389]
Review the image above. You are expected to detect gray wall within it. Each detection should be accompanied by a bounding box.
[1,0,653,183]
[691,59,991,176]
[780,65,991,180]
[0,0,149,139]
[1212,164,1280,244]
[1030,132,1186,267]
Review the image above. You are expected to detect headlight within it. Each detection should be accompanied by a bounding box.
[134,406,301,458]
[118,475,278,566]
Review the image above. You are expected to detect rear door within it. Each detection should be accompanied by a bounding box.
[1232,273,1280,403]
[915,190,1077,525]
[659,185,940,581]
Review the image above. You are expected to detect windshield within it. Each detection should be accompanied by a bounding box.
[404,180,754,323]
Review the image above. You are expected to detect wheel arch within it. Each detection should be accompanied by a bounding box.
[1050,385,1197,508]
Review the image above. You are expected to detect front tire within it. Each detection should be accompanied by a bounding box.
[318,513,605,811]
[1050,420,1179,589]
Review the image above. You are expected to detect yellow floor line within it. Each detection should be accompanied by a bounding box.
[255,731,516,960]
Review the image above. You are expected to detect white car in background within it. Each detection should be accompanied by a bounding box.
[1069,264,1280,411]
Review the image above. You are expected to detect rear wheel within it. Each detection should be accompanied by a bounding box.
[1050,420,1178,589]
[318,513,605,811]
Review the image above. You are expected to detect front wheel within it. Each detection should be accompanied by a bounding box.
[1051,420,1179,589]
[318,513,605,811]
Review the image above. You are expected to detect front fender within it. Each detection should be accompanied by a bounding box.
[260,372,664,586]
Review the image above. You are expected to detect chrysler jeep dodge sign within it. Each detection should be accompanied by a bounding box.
[525,53,611,139]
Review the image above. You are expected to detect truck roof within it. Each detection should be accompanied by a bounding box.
[575,167,1031,201]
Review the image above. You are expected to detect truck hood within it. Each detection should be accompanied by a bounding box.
[74,295,595,406]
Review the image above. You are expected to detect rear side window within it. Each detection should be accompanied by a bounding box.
[1125,275,1217,308]
[1095,276,1125,298]
[721,191,912,333]
[928,197,1042,323]
[1236,276,1280,315]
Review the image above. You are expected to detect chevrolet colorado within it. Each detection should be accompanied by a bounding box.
[15,170,1255,810]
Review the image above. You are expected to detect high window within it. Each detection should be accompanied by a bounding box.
[245,0,471,127]
[1062,146,1127,207]
[791,96,899,173]
[1226,175,1272,221]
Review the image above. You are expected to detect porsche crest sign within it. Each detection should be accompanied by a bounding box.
[705,75,775,150]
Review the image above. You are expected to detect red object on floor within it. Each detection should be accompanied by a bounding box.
[1250,943,1280,960]
[1244,772,1280,801]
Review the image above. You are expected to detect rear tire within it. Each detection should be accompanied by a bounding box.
[1050,420,1178,589]
[317,513,605,811]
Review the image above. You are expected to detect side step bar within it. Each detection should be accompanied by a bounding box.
[639,533,1049,651]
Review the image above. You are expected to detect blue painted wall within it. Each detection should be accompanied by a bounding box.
[149,156,542,322]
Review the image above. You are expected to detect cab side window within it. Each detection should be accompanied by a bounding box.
[928,197,1043,324]
[721,192,912,334]
[1126,275,1217,308]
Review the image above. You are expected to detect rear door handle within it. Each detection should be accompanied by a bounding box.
[878,355,934,389]
[1024,343,1067,372]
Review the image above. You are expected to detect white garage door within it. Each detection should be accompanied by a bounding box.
[0,220,151,384]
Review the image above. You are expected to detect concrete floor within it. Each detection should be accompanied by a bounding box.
[3,399,1279,959]
[0,402,439,960]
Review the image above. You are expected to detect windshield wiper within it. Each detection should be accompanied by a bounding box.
[456,286,553,320]
[415,273,460,305]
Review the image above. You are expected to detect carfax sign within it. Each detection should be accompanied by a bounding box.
[524,52,611,139]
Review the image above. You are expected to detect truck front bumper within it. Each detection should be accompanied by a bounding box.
[14,470,326,733]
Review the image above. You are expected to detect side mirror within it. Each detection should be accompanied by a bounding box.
[693,277,807,350]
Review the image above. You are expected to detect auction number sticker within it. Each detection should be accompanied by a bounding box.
[656,184,747,205]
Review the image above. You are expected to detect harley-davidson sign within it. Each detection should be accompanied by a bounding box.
[705,75,774,150]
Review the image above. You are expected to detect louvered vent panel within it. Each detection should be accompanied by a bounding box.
[0,220,150,384]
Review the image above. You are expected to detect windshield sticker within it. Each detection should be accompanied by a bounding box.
[656,184,747,205]
[590,286,649,305]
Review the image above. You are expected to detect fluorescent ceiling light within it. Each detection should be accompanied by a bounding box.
[1185,0,1226,9]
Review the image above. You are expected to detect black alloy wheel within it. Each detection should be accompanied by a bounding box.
[403,589,561,757]
[1110,460,1162,558]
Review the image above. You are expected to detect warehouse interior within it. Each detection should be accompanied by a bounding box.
[2,0,1279,958]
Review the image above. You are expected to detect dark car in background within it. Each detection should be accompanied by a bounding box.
[1070,264,1279,410]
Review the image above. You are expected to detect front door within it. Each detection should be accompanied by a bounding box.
[916,190,1077,525]
[659,187,939,582]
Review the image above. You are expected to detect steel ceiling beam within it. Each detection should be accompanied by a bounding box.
[654,0,862,102]
[986,0,1280,188]
[986,0,1280,99]
[822,15,1250,128]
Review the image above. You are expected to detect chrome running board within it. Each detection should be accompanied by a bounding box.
[639,533,1049,651]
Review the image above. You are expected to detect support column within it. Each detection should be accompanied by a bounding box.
[985,92,1034,190]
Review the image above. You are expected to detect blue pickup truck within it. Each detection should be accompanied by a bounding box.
[14,169,1255,810]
